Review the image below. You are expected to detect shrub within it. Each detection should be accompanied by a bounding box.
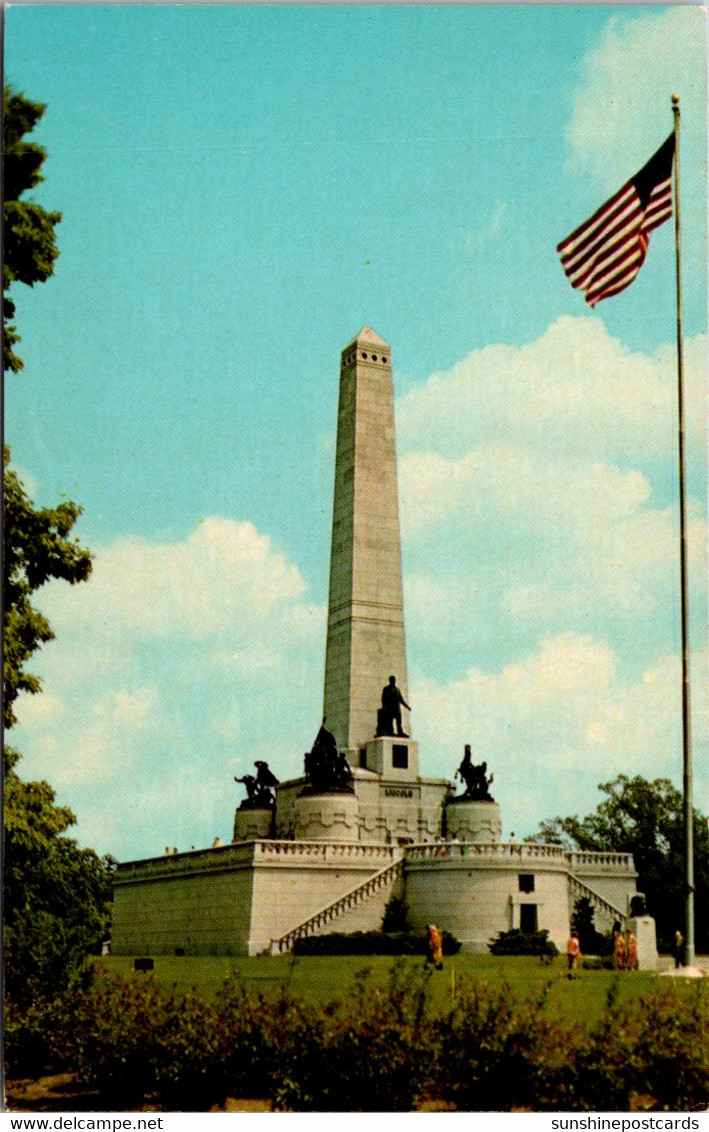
[581,956,615,971]
[273,965,434,1111]
[572,897,614,957]
[488,929,558,957]
[431,980,573,1111]
[381,896,409,933]
[574,981,709,1112]
[3,998,56,1079]
[292,929,461,957]
[5,962,707,1112]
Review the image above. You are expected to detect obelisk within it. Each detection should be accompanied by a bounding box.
[323,327,410,755]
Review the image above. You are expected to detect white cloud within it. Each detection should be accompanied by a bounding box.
[565,7,707,190]
[12,517,325,857]
[39,516,308,639]
[397,316,706,649]
[412,637,707,833]
[397,316,706,466]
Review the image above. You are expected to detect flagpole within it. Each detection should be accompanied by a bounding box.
[671,92,694,969]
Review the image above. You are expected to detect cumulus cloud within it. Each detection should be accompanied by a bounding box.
[565,7,707,190]
[397,316,706,466]
[412,637,707,834]
[41,516,307,638]
[397,315,706,667]
[13,516,325,858]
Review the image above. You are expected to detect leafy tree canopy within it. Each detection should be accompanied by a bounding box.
[2,88,110,1011]
[3,85,62,373]
[536,774,709,952]
[4,746,115,1008]
[3,447,93,730]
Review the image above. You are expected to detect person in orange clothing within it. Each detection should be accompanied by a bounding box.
[626,929,638,970]
[566,930,581,973]
[426,924,444,969]
[613,928,626,970]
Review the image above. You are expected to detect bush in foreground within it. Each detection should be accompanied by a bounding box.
[5,967,708,1112]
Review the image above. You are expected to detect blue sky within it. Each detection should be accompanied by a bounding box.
[5,3,707,861]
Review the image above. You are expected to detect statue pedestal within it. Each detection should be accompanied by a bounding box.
[293,791,360,842]
[233,806,273,842]
[364,736,419,779]
[445,799,502,842]
[627,914,658,970]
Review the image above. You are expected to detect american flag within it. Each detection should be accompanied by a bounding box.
[557,134,675,307]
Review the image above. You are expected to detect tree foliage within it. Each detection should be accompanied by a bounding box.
[3,87,109,1009]
[571,896,612,957]
[3,747,115,1008]
[3,447,93,729]
[3,85,62,373]
[536,775,709,951]
[3,456,104,1007]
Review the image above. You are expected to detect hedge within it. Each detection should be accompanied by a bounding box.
[5,968,708,1112]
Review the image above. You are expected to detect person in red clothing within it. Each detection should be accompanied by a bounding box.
[566,930,581,972]
[626,929,638,970]
[613,929,626,970]
[426,924,444,969]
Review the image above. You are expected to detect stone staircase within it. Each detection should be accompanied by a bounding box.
[568,873,626,927]
[270,855,404,954]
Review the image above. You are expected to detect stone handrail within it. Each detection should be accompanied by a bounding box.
[116,840,259,879]
[405,841,568,864]
[570,850,636,872]
[568,873,626,925]
[271,856,404,954]
[116,839,397,882]
[254,840,397,864]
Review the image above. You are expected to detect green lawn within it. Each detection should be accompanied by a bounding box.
[98,953,701,1025]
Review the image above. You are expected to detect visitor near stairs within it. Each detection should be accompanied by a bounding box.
[566,930,581,973]
[426,923,444,970]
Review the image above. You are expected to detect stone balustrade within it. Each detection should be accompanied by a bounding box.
[406,841,568,865]
[116,839,636,888]
[405,842,635,874]
[116,841,258,881]
[254,840,397,864]
[116,839,399,884]
[570,850,635,872]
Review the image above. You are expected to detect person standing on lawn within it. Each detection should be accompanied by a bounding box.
[614,928,626,970]
[566,930,581,973]
[426,924,444,969]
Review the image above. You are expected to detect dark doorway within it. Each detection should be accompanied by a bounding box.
[520,904,538,933]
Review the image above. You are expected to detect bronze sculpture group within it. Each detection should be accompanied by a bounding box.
[234,760,279,808]
[303,721,353,793]
[455,744,494,801]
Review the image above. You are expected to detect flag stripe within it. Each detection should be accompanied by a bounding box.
[565,200,644,287]
[556,134,674,307]
[557,184,635,262]
[561,195,641,280]
[582,237,646,300]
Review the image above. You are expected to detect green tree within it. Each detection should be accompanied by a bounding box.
[536,775,709,952]
[3,86,112,1009]
[3,748,115,1008]
[2,457,109,1008]
[3,447,93,729]
[3,85,62,374]
[571,896,612,956]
